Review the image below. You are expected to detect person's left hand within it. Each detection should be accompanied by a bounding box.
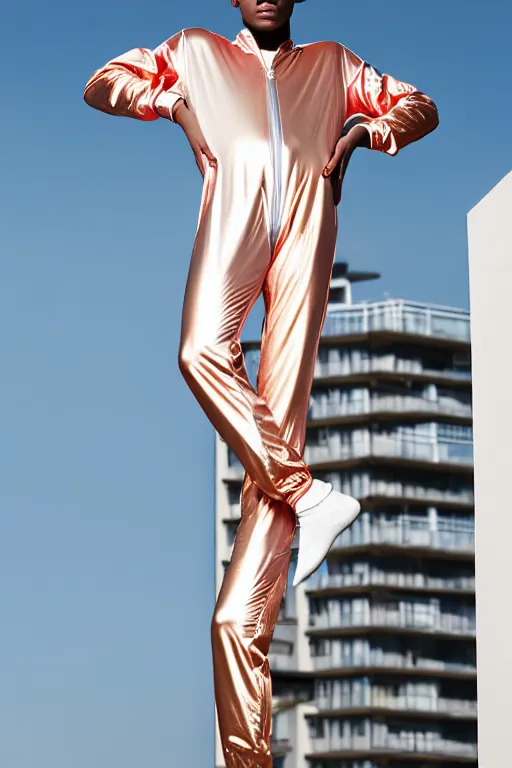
[323,125,370,205]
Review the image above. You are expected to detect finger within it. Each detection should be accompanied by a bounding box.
[323,141,346,177]
[194,149,206,177]
[201,147,217,166]
[201,144,217,166]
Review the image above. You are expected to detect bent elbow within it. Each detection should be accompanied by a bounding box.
[418,92,440,135]
[83,72,102,111]
[426,95,440,133]
[83,85,94,109]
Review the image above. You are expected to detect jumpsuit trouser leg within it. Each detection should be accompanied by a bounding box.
[179,165,338,766]
[178,164,319,510]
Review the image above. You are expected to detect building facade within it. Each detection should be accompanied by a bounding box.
[215,263,475,768]
[468,169,512,768]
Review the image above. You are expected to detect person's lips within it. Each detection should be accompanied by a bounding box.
[256,3,278,15]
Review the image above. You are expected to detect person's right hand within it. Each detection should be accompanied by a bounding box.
[173,99,217,176]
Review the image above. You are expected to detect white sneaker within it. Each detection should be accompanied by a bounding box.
[292,480,361,587]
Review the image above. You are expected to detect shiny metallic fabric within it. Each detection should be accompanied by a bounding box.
[84,26,438,767]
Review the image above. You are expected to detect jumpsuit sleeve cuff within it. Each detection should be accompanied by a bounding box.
[342,115,398,155]
[341,113,372,139]
[154,91,185,122]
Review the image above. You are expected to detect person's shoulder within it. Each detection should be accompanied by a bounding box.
[299,39,359,65]
[300,39,361,59]
[180,27,231,46]
[298,40,343,54]
[337,42,365,69]
[297,40,363,79]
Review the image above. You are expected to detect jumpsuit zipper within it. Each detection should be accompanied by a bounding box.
[263,65,284,253]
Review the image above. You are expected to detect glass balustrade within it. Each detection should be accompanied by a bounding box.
[322,300,471,342]
[313,678,477,715]
[308,595,476,635]
[332,512,474,553]
[308,718,477,758]
[310,636,476,674]
[309,393,472,421]
[308,567,475,593]
[309,761,384,768]
[308,736,478,759]
[313,356,472,381]
[247,347,472,383]
[304,433,473,467]
[323,471,474,506]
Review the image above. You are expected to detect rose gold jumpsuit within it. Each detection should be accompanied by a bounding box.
[84,26,438,767]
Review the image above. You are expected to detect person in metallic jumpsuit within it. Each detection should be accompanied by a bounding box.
[84,1,439,764]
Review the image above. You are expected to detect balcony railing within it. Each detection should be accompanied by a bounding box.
[308,737,477,760]
[310,652,477,676]
[309,394,472,421]
[316,472,474,507]
[268,652,299,672]
[305,435,473,468]
[313,697,478,717]
[307,762,382,768]
[332,514,474,554]
[313,357,472,382]
[270,737,293,755]
[322,300,471,343]
[308,600,476,636]
[308,571,475,593]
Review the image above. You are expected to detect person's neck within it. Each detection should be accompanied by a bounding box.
[244,22,291,51]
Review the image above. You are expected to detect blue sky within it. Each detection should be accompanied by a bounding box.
[1,1,511,766]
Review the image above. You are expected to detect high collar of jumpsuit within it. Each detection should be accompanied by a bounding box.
[234,27,296,64]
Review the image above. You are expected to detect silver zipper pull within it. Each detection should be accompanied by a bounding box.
[267,68,275,80]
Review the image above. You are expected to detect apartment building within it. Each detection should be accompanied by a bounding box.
[214,262,475,768]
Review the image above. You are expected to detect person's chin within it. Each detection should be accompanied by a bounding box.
[252,18,281,31]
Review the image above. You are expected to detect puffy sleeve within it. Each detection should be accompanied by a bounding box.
[341,47,439,156]
[83,32,187,122]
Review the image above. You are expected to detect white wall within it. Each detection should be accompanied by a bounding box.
[467,169,512,767]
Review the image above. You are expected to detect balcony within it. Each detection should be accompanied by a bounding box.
[361,491,474,510]
[307,604,476,639]
[307,745,477,763]
[312,678,476,718]
[330,514,474,560]
[313,357,472,388]
[309,626,476,677]
[270,737,293,757]
[309,661,477,680]
[308,393,472,427]
[305,434,473,473]
[307,708,477,761]
[321,300,471,346]
[268,652,300,672]
[311,702,477,722]
[307,573,475,599]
